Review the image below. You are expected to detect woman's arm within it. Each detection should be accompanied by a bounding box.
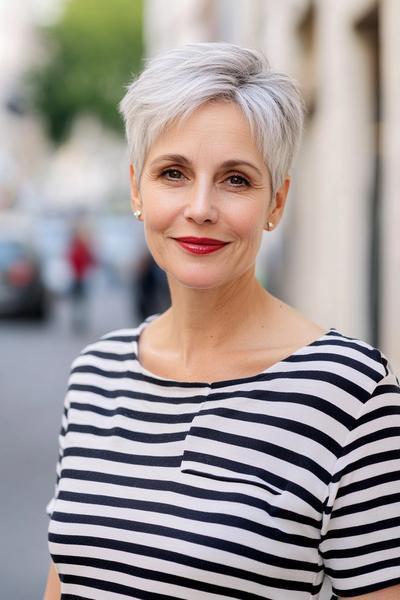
[43,562,60,600]
[342,584,400,599]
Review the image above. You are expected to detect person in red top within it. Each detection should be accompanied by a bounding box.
[67,225,96,332]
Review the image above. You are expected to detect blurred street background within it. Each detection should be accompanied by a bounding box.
[1,0,399,598]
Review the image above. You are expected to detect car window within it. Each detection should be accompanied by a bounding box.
[0,241,27,267]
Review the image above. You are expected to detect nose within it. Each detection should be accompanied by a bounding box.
[183,181,218,224]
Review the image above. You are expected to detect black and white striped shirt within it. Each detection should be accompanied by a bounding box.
[47,320,400,599]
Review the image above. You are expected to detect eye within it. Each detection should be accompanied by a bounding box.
[160,168,184,181]
[226,174,250,187]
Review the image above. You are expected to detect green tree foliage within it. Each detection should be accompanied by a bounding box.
[29,0,143,142]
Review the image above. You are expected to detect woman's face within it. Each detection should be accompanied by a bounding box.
[130,101,285,290]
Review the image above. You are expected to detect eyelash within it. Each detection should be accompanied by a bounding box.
[160,169,250,188]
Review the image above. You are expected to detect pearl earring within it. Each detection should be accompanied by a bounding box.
[267,221,274,231]
[133,209,142,219]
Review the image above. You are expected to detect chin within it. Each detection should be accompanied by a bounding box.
[167,266,233,290]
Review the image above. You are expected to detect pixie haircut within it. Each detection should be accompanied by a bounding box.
[119,42,305,197]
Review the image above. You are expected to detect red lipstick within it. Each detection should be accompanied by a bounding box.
[174,237,229,255]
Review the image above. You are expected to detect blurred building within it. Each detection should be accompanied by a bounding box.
[0,0,130,217]
[145,0,400,371]
[0,0,52,213]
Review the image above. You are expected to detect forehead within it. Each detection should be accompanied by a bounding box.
[146,101,263,165]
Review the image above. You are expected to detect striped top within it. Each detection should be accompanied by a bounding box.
[47,319,400,600]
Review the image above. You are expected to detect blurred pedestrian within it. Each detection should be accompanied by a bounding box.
[133,250,170,320]
[67,225,95,332]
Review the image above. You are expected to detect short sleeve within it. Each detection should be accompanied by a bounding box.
[45,359,76,517]
[320,360,400,597]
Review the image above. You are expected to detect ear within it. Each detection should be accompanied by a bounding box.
[265,176,291,231]
[129,164,142,216]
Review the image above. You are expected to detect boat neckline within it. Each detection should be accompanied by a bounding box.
[133,316,338,388]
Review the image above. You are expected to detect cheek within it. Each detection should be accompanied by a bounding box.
[144,195,176,232]
[142,197,177,263]
[143,217,165,256]
[230,203,266,241]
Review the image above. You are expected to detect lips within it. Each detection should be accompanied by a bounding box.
[173,237,229,255]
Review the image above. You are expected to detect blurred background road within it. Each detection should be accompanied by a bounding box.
[0,274,141,599]
[1,0,400,598]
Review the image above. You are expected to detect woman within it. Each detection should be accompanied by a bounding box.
[45,42,400,599]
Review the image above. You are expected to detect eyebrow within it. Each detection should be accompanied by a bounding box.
[149,154,263,178]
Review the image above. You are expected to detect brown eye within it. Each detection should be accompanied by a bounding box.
[227,174,250,187]
[161,169,184,180]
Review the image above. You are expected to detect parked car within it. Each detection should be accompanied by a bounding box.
[0,238,49,319]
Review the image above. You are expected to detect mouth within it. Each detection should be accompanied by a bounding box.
[173,237,229,255]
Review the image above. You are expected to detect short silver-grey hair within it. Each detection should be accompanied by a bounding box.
[119,42,305,197]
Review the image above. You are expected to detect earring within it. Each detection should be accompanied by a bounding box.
[133,209,142,219]
[267,221,274,231]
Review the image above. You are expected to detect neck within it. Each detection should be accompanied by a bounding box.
[159,269,274,363]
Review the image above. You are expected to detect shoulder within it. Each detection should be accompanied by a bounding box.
[269,302,390,383]
[322,327,389,381]
[320,328,399,406]
[283,326,396,415]
[68,323,145,374]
